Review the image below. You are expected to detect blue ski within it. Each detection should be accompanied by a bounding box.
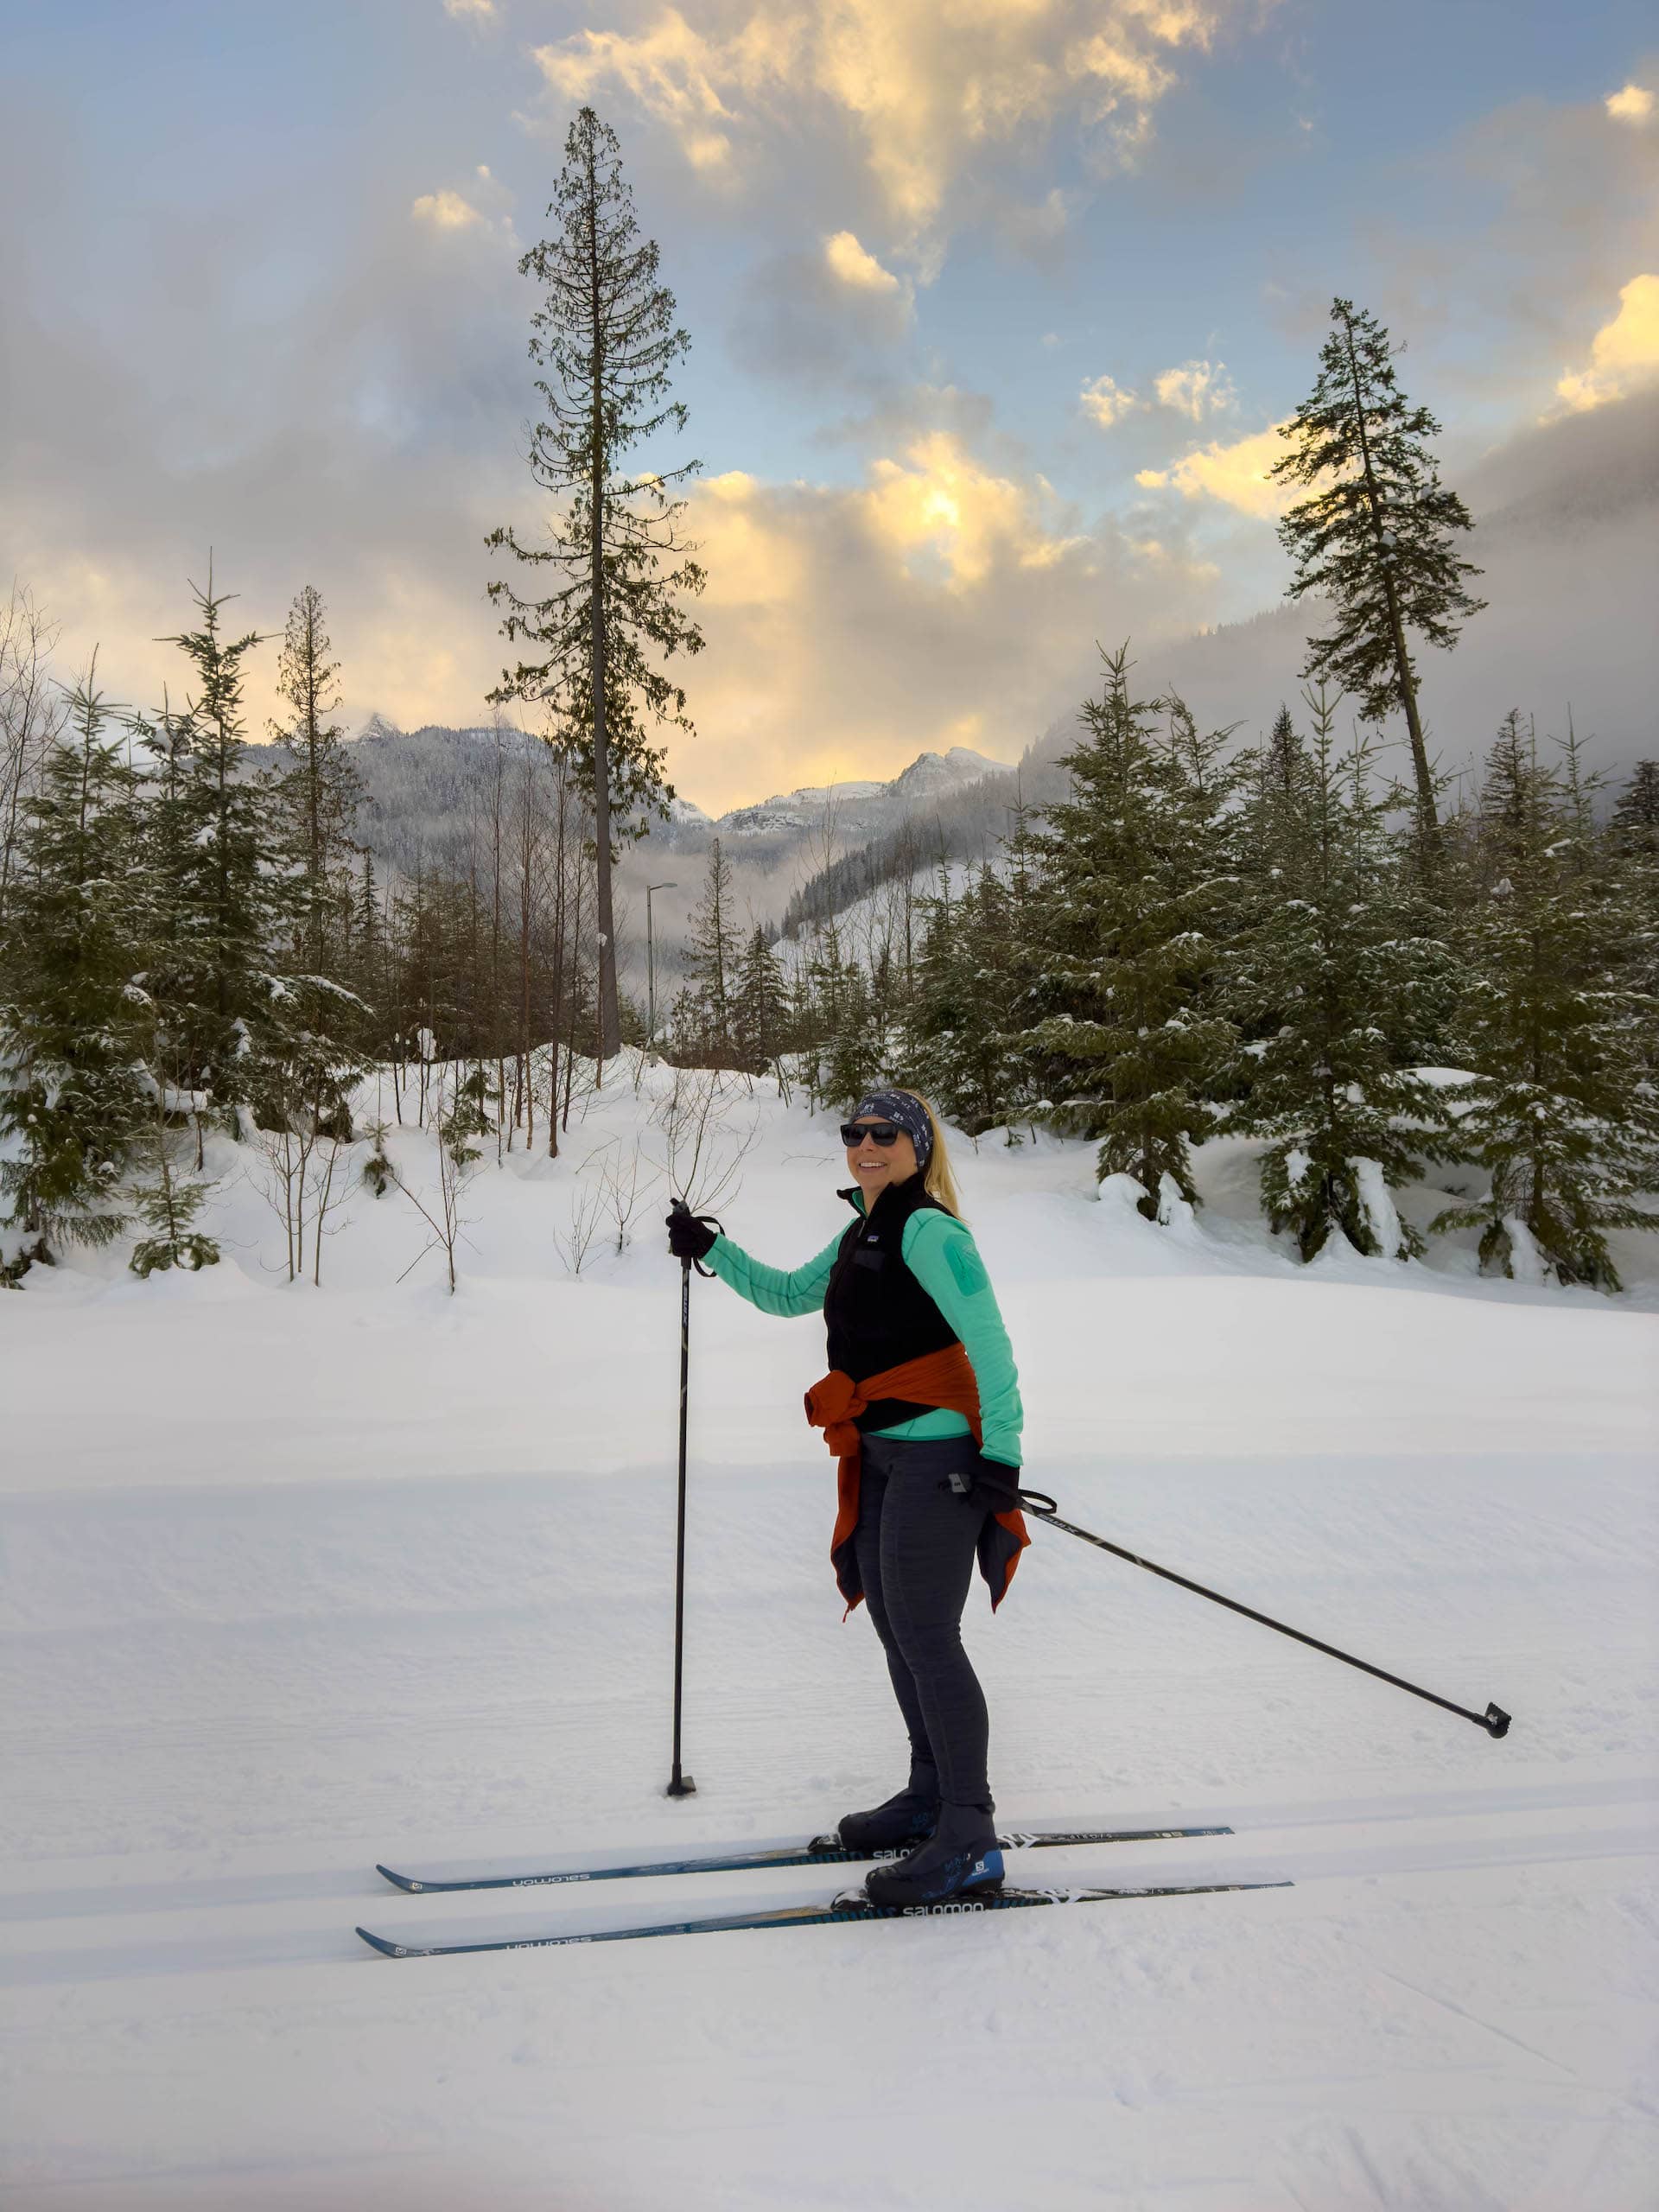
[375,1824,1232,1895]
[358,1876,1290,1958]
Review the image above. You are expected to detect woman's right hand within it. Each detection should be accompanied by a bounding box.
[665,1211,719,1262]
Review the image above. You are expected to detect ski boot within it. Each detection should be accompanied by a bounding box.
[861,1802,1004,1907]
[836,1769,941,1853]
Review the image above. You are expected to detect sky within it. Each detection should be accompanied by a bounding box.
[3,0,1656,815]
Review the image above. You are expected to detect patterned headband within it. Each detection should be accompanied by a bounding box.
[850,1089,933,1170]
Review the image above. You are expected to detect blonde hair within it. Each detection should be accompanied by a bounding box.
[891,1087,965,1223]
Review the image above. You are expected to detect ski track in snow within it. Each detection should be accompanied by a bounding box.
[1,1062,1656,2209]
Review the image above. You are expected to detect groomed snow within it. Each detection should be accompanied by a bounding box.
[2,1054,1656,2209]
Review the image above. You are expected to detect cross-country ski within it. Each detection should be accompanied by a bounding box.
[374,1822,1233,1893]
[357,1876,1294,1958]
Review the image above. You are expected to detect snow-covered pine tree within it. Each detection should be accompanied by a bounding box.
[1607,760,1659,1077]
[903,860,1022,1136]
[1270,297,1484,843]
[0,666,151,1270]
[1433,713,1659,1289]
[1013,646,1237,1215]
[146,571,300,1134]
[1230,683,1452,1262]
[126,1074,220,1277]
[730,924,791,1077]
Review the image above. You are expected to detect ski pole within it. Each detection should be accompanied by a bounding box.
[664,1197,721,1797]
[972,1471,1510,1739]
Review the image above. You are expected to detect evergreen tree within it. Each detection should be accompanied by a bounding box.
[904,861,1022,1135]
[126,1072,220,1277]
[731,924,791,1076]
[1433,713,1659,1289]
[269,583,361,977]
[682,836,741,1060]
[1609,760,1659,1075]
[0,667,150,1262]
[1014,647,1238,1214]
[486,105,706,1064]
[148,571,294,1130]
[1270,297,1484,836]
[1230,684,1452,1262]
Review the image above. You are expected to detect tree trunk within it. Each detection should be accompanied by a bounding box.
[1340,308,1437,834]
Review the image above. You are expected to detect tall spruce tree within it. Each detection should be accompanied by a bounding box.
[1014,647,1237,1215]
[682,835,741,1061]
[0,667,150,1264]
[486,105,706,1065]
[269,583,361,977]
[149,571,293,1131]
[904,860,1022,1136]
[731,924,791,1077]
[1609,760,1659,1076]
[1433,714,1659,1289]
[1230,684,1452,1262]
[1271,297,1484,838]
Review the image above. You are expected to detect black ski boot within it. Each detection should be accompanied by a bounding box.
[862,1802,1003,1907]
[837,1770,941,1853]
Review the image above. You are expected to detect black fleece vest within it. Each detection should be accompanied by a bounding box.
[824,1176,959,1434]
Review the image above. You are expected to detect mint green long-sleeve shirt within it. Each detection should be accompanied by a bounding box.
[704,1190,1025,1468]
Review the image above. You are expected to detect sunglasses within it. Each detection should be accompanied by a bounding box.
[840,1122,903,1147]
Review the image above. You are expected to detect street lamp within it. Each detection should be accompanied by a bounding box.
[645,880,677,1053]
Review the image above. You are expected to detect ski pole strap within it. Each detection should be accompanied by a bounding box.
[970,1467,1511,1740]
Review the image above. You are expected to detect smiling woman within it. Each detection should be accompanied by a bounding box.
[663,1084,1027,1908]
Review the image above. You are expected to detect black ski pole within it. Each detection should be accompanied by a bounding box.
[974,1473,1510,1739]
[664,1197,720,1798]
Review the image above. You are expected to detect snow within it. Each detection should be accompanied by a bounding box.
[2,1054,1656,2208]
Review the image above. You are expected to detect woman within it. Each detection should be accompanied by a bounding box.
[664,1087,1029,1907]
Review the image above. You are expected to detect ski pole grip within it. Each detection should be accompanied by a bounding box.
[1483,1703,1511,1738]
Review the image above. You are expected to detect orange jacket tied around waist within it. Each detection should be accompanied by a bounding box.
[803,1340,1030,1613]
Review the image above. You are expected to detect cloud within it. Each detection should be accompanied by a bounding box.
[1153,358,1236,419]
[662,423,1230,808]
[1555,273,1659,411]
[411,188,486,231]
[1136,422,1293,519]
[532,8,802,182]
[444,0,498,18]
[1079,373,1143,429]
[1605,84,1654,125]
[531,2,1273,249]
[823,230,902,295]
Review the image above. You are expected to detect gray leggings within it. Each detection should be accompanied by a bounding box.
[854,1433,996,1815]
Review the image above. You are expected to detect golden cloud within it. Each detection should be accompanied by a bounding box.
[1605,83,1654,125]
[411,189,486,231]
[1555,273,1659,411]
[823,230,903,294]
[653,426,1224,810]
[1136,421,1293,519]
[1080,372,1143,428]
[1153,358,1236,420]
[531,1,1266,245]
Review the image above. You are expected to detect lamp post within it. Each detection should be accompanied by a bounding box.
[645,881,677,1053]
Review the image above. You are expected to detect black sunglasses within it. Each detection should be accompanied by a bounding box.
[840,1122,903,1147]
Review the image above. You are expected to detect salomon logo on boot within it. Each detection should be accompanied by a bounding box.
[863,1809,1005,1910]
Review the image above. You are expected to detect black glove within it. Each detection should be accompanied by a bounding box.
[665,1210,719,1262]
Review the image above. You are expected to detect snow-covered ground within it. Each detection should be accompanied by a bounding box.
[3,1055,1656,2209]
